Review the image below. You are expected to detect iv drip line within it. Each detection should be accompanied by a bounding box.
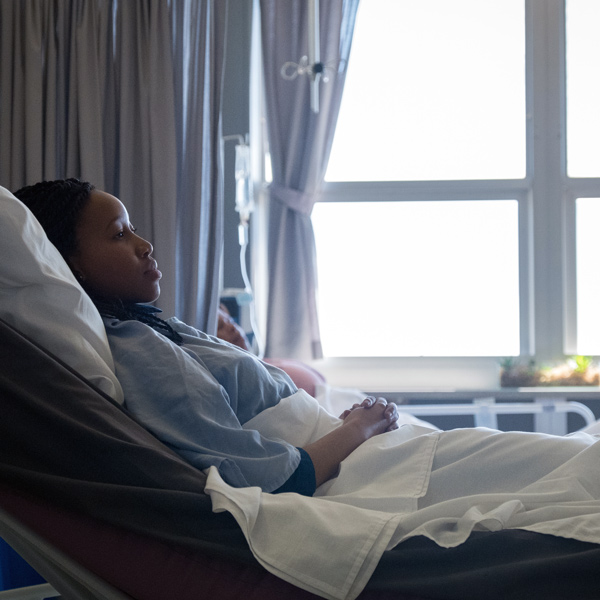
[238,224,264,359]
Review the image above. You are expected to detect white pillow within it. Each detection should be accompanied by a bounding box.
[0,185,124,403]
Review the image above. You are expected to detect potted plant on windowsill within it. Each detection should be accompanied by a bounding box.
[500,356,600,387]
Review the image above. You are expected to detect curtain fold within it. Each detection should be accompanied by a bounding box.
[0,0,228,333]
[260,0,359,360]
[171,0,228,333]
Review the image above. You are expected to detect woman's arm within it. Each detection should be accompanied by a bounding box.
[303,397,398,487]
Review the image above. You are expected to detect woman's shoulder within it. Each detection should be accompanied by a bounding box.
[166,317,236,349]
[102,313,230,356]
[165,317,207,339]
[102,315,169,345]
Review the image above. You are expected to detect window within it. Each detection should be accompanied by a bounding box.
[567,2,600,356]
[310,0,600,374]
[313,200,520,357]
[576,198,600,354]
[315,0,526,360]
[566,0,600,178]
[325,0,526,182]
[568,0,600,355]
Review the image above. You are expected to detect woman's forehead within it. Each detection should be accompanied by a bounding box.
[80,190,129,230]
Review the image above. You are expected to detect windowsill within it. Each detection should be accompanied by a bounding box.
[308,356,503,392]
[309,357,600,401]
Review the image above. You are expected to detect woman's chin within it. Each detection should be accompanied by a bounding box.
[134,286,161,305]
[146,287,161,303]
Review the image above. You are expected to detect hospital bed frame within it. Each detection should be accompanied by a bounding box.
[396,396,596,434]
[0,584,58,599]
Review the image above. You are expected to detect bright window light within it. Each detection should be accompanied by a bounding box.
[312,200,520,357]
[326,0,526,182]
[566,0,600,177]
[576,198,600,353]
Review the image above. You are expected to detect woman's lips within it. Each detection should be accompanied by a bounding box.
[147,269,162,280]
[144,264,162,280]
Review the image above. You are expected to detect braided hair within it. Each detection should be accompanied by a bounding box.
[14,178,94,261]
[93,298,183,345]
[13,178,183,345]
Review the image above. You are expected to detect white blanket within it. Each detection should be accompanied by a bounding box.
[204,390,600,600]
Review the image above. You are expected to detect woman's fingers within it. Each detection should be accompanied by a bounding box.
[341,398,400,434]
[384,401,397,418]
[384,402,399,431]
[361,396,388,408]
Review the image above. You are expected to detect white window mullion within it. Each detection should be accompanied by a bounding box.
[528,0,567,362]
[518,189,535,356]
[321,179,530,204]
[563,189,577,354]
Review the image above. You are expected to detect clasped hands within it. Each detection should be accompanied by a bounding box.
[339,396,400,434]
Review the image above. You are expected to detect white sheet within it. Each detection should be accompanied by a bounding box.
[205,390,600,600]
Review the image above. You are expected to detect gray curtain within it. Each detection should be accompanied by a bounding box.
[260,0,359,360]
[0,0,227,333]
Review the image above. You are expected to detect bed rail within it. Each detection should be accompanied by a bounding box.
[0,584,59,599]
[396,398,596,435]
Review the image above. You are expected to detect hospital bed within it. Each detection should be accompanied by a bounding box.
[2,184,600,599]
[2,315,600,600]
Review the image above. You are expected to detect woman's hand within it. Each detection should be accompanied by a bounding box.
[305,396,399,487]
[339,396,399,433]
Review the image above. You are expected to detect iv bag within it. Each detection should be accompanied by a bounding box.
[235,143,254,218]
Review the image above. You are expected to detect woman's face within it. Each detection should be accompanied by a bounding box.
[69,190,162,304]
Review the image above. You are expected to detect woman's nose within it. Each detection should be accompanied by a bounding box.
[138,237,153,257]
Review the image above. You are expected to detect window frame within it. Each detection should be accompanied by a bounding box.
[316,180,533,359]
[253,0,600,390]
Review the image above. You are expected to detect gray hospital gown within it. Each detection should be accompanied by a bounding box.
[103,314,301,492]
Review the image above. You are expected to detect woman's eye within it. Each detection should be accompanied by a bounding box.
[114,225,136,239]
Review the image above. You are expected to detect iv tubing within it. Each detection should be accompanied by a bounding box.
[239,222,264,359]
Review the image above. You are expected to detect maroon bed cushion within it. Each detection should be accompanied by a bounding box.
[0,487,416,600]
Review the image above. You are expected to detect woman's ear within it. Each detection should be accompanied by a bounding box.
[68,255,85,282]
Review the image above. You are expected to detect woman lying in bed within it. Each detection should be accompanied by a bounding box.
[14,179,400,496]
[9,178,600,600]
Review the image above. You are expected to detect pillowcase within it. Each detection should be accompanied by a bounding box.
[0,185,123,403]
